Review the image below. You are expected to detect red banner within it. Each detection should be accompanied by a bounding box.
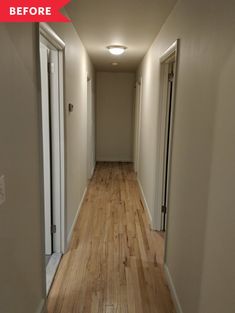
[0,0,70,22]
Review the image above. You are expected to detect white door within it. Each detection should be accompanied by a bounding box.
[40,43,52,255]
[91,85,96,173]
[134,79,142,173]
[87,78,93,179]
[49,49,61,253]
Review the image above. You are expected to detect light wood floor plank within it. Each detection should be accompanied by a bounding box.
[47,162,175,313]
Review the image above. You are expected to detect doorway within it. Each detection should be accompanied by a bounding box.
[87,76,95,180]
[161,59,175,231]
[134,78,142,174]
[39,23,65,294]
[153,40,179,233]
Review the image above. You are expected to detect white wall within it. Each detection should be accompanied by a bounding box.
[198,42,235,313]
[137,1,235,312]
[0,24,46,313]
[49,22,95,244]
[96,72,135,162]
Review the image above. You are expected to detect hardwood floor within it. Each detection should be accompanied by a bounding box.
[47,162,175,313]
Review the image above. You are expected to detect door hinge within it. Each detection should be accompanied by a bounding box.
[51,224,56,234]
[162,205,167,214]
[168,72,174,82]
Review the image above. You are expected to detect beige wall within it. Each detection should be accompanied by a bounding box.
[49,22,95,244]
[0,24,46,313]
[198,42,235,313]
[137,1,235,312]
[96,72,135,162]
[0,21,95,312]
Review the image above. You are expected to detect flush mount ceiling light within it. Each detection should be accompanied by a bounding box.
[107,45,127,55]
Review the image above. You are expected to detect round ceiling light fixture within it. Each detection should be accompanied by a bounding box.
[107,45,127,56]
[112,62,119,66]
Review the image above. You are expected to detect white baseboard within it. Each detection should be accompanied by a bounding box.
[96,158,133,162]
[164,264,183,313]
[36,299,46,313]
[90,163,96,179]
[137,177,153,226]
[66,187,87,247]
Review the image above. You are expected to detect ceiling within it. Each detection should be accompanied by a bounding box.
[66,0,176,72]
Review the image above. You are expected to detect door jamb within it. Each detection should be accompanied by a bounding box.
[153,40,179,239]
[134,77,142,174]
[87,75,95,180]
[39,22,66,254]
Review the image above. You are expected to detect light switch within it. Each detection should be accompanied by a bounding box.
[0,175,6,206]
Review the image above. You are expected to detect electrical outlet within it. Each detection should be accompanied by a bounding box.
[0,175,6,206]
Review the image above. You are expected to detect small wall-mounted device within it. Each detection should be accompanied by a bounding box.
[68,103,74,112]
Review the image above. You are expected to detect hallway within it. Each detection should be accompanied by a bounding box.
[1,2,235,313]
[47,163,175,313]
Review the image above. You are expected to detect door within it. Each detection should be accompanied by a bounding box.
[87,78,93,179]
[39,23,66,294]
[40,43,52,255]
[161,61,175,231]
[49,48,61,253]
[134,79,142,173]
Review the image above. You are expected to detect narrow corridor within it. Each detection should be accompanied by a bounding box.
[47,163,175,313]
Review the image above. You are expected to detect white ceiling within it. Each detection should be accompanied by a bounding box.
[66,0,176,72]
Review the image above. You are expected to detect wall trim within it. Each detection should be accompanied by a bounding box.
[66,187,87,248]
[137,177,153,226]
[36,299,46,313]
[40,23,65,50]
[164,264,183,313]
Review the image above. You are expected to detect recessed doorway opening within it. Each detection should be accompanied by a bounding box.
[134,77,142,174]
[153,40,179,241]
[39,23,66,294]
[87,75,96,180]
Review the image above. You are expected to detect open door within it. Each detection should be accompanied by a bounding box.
[134,78,142,173]
[39,22,66,294]
[40,43,52,256]
[153,40,179,233]
[87,77,95,179]
[161,61,176,231]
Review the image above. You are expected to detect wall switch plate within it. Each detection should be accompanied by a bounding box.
[0,175,6,206]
